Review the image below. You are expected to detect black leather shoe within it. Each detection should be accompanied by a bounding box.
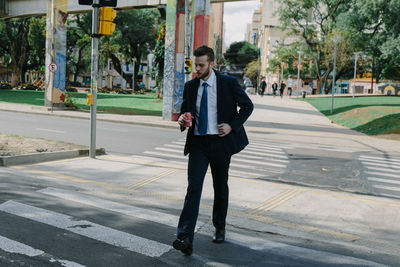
[173,237,193,256]
[213,228,225,243]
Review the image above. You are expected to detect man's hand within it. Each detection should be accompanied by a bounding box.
[178,114,186,127]
[218,123,232,137]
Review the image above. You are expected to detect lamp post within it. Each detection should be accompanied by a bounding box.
[296,51,302,98]
[330,37,341,114]
[353,51,362,98]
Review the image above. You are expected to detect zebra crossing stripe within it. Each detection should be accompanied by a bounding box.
[361,161,400,169]
[232,157,287,168]
[360,155,400,163]
[368,177,400,185]
[38,188,384,266]
[0,201,172,258]
[365,171,400,179]
[0,235,44,257]
[241,150,288,159]
[244,146,286,154]
[0,235,86,267]
[364,166,400,173]
[372,184,400,192]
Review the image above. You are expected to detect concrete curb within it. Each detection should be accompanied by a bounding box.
[0,148,105,167]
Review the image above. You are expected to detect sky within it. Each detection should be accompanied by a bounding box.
[223,0,260,47]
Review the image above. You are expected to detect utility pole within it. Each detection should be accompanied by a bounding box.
[89,0,100,158]
[353,51,362,99]
[330,37,341,114]
[296,51,302,98]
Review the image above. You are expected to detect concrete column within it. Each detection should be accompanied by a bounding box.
[45,0,68,107]
[162,0,186,120]
[193,0,210,50]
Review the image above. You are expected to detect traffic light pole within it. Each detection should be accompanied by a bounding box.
[90,0,100,158]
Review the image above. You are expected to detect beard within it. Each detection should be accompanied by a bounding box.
[197,66,210,80]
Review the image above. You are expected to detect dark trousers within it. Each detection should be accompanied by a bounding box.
[177,135,231,242]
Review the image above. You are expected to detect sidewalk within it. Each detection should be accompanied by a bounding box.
[2,97,400,264]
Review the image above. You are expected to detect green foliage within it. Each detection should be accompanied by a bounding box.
[26,17,46,71]
[224,41,259,67]
[67,13,92,81]
[244,60,259,87]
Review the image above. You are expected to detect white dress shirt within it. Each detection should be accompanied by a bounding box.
[194,70,218,135]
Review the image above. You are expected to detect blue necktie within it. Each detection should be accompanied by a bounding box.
[198,82,208,135]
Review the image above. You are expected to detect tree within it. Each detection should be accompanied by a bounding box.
[341,0,400,82]
[3,17,31,87]
[244,60,259,88]
[277,0,353,93]
[224,41,259,68]
[152,22,165,98]
[67,13,92,84]
[25,17,46,73]
[107,8,160,90]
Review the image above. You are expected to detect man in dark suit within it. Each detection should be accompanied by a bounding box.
[172,46,253,256]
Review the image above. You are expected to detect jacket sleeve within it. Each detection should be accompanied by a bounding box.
[179,82,190,132]
[229,78,254,132]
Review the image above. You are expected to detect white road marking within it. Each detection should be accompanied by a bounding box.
[372,184,400,192]
[361,161,400,169]
[360,155,400,163]
[36,128,66,134]
[39,187,179,228]
[39,188,384,267]
[0,235,44,256]
[365,166,400,173]
[0,235,86,267]
[368,177,400,185]
[0,201,171,258]
[365,171,399,179]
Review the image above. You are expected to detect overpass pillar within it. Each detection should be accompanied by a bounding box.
[45,0,68,107]
[193,0,210,50]
[162,0,211,121]
[162,0,186,120]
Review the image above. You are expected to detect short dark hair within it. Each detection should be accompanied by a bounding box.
[194,45,215,62]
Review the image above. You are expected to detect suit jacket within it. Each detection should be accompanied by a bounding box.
[180,70,254,156]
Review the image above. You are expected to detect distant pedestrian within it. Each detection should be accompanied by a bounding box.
[288,87,292,96]
[259,78,266,97]
[272,81,278,96]
[279,82,286,98]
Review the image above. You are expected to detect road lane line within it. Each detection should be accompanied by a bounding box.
[0,201,172,258]
[36,128,66,134]
[249,189,303,215]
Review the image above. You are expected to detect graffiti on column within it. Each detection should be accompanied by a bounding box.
[172,0,186,117]
[162,0,177,120]
[45,0,67,106]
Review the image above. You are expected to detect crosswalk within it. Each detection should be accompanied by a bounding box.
[0,187,387,266]
[142,138,290,179]
[360,155,400,198]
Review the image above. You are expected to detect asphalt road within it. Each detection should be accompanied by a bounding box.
[0,110,182,155]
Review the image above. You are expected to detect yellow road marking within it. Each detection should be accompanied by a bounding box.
[249,189,304,215]
[128,169,178,189]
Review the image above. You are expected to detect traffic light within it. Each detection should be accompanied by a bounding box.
[79,0,117,7]
[99,7,116,35]
[184,58,192,74]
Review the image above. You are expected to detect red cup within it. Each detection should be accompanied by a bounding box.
[183,112,193,127]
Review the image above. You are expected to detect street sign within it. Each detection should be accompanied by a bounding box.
[49,62,58,73]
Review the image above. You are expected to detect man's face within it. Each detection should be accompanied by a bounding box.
[195,55,214,80]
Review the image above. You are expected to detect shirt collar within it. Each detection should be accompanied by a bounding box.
[200,69,216,88]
